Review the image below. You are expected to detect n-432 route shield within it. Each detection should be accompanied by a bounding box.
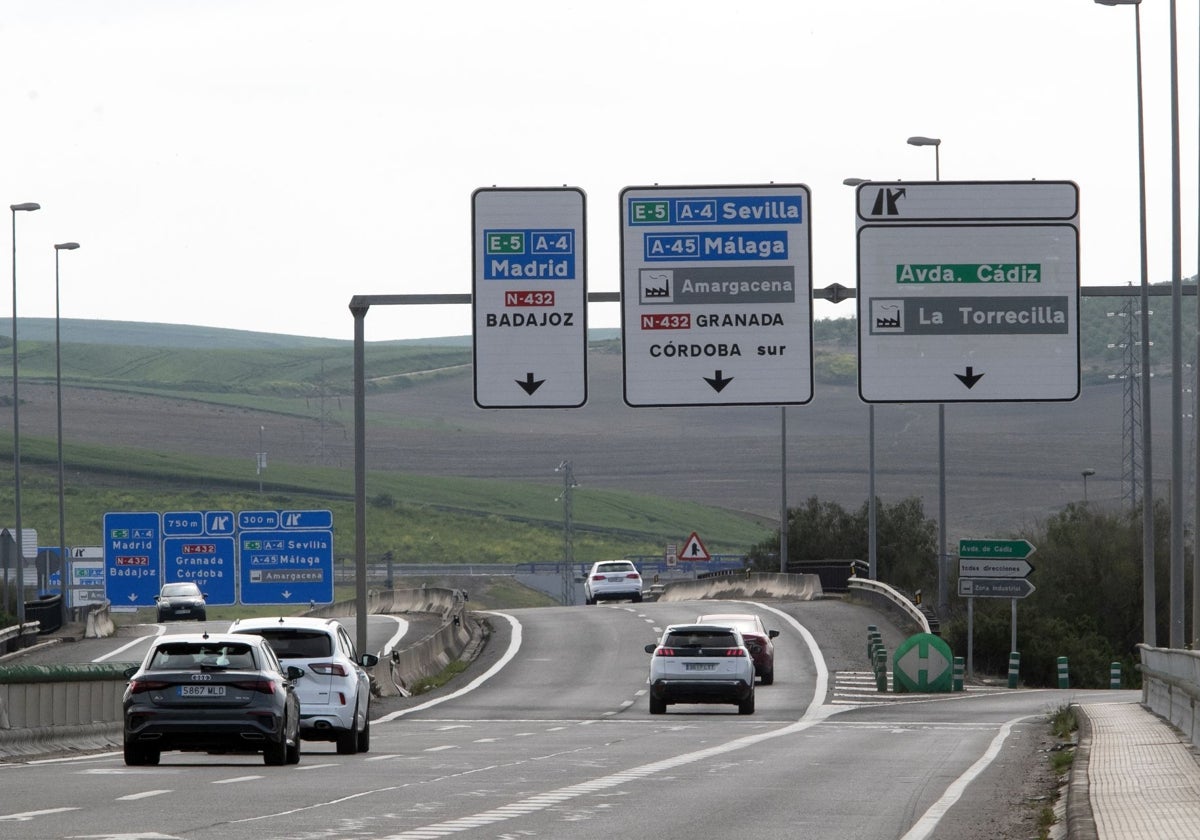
[620,184,813,407]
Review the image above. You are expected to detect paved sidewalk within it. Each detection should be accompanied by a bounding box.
[1073,701,1200,840]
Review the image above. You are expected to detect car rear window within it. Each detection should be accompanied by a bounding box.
[664,631,739,648]
[239,629,332,659]
[148,641,256,670]
[597,563,635,573]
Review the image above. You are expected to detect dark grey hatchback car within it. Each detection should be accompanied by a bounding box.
[123,633,303,766]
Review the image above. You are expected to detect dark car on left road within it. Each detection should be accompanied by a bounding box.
[122,632,303,767]
[155,581,207,622]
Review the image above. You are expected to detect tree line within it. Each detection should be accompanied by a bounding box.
[745,495,1183,688]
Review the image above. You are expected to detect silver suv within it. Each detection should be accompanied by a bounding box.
[229,616,378,754]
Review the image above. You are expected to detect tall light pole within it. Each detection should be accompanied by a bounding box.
[843,177,878,579]
[907,136,947,615]
[1082,468,1096,504]
[1166,0,1184,648]
[54,241,79,625]
[1094,0,1156,647]
[10,201,40,626]
[257,424,266,493]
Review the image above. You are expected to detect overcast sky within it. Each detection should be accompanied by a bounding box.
[2,0,1197,341]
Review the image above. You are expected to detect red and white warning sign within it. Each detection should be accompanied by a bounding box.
[679,532,710,562]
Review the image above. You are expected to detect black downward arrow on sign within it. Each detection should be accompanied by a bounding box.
[955,366,984,389]
[516,372,545,395]
[704,370,733,393]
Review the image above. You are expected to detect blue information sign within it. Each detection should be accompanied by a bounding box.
[103,511,162,608]
[163,536,236,605]
[239,528,334,606]
[239,510,280,530]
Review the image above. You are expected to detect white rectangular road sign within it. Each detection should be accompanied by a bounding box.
[472,187,588,408]
[856,181,1079,403]
[620,184,813,407]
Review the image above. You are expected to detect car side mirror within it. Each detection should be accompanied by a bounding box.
[644,643,657,654]
[361,653,379,667]
[153,596,161,603]
[123,665,139,679]
[286,666,305,681]
[768,630,780,639]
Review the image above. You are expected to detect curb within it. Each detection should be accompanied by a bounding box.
[1065,704,1099,840]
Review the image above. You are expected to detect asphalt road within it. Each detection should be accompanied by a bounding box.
[1,598,1120,840]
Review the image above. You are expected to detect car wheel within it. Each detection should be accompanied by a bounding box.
[585,596,595,605]
[356,713,371,753]
[336,728,359,755]
[632,593,643,603]
[264,716,290,766]
[123,741,159,766]
[738,693,755,715]
[760,669,774,686]
[286,731,302,765]
[649,696,666,715]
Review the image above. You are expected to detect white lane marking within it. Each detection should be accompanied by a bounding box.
[373,611,522,723]
[298,763,339,771]
[424,745,457,752]
[116,789,172,800]
[900,715,1034,840]
[0,807,80,821]
[213,775,262,784]
[376,614,411,656]
[92,628,165,663]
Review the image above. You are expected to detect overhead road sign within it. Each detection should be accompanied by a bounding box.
[239,508,334,606]
[958,538,1036,560]
[472,187,588,408]
[855,180,1079,403]
[958,577,1036,599]
[102,511,162,608]
[620,184,813,407]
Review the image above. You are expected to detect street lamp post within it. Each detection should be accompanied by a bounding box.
[1082,468,1096,504]
[907,136,947,616]
[9,202,40,625]
[842,177,878,579]
[257,425,266,493]
[54,242,79,624]
[1093,0,1156,647]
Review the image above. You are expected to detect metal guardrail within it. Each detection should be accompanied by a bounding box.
[846,578,931,635]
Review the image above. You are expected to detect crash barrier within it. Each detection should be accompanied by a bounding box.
[1139,644,1200,748]
[654,572,822,603]
[845,578,931,635]
[787,559,868,593]
[0,621,42,655]
[0,587,480,752]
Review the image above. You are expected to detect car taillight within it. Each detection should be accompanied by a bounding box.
[591,574,606,581]
[128,679,171,695]
[232,679,277,694]
[308,663,349,676]
[724,648,748,657]
[626,573,641,580]
[654,647,677,657]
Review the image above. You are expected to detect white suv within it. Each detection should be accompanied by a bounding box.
[583,560,643,604]
[644,624,755,715]
[229,616,378,754]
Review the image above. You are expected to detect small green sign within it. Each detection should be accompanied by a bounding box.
[958,538,1035,560]
[893,633,954,693]
[896,263,1042,284]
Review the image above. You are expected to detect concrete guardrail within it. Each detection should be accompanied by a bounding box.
[1139,644,1200,748]
[654,572,822,603]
